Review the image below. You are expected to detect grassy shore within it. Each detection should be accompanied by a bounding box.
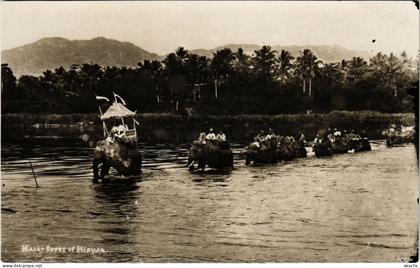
[2,111,415,142]
[2,111,415,125]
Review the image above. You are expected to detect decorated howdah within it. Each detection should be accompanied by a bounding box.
[92,92,142,182]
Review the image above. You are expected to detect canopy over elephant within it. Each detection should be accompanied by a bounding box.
[92,139,142,182]
[188,140,233,171]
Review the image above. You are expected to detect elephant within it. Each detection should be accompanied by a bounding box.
[187,140,233,171]
[350,137,371,152]
[92,139,142,182]
[295,140,308,158]
[277,136,298,161]
[383,128,414,147]
[331,136,350,154]
[245,140,278,165]
[313,139,333,157]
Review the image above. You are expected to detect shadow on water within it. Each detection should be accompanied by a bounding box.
[92,182,140,206]
[188,169,233,185]
[91,182,141,248]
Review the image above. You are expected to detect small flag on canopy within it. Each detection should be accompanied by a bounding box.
[95,95,110,102]
[113,92,127,105]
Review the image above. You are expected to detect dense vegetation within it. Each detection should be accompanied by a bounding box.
[1,46,418,114]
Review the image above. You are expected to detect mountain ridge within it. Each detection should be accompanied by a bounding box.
[2,37,161,77]
[2,37,373,77]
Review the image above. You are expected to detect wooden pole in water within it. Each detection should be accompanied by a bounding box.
[29,160,39,188]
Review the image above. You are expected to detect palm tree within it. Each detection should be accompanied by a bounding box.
[253,45,278,80]
[138,60,163,102]
[185,54,209,101]
[210,48,235,98]
[233,48,251,75]
[369,52,402,97]
[175,47,189,65]
[278,50,294,84]
[17,75,41,100]
[386,53,403,97]
[1,64,16,94]
[295,49,321,96]
[344,57,368,84]
[163,48,190,105]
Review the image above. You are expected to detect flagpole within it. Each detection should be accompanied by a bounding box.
[94,93,108,137]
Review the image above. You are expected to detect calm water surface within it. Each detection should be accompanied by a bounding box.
[1,140,418,262]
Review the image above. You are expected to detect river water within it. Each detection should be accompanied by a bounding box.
[1,140,418,262]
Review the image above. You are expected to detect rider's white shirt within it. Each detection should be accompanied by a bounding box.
[206,133,216,140]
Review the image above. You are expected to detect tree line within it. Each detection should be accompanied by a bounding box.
[1,46,418,115]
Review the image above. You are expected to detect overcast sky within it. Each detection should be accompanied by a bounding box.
[1,1,419,56]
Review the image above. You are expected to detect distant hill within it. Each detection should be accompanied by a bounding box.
[190,44,373,63]
[2,37,372,77]
[2,37,161,76]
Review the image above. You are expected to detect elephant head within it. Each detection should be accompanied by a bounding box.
[187,141,205,167]
[246,140,278,165]
[92,139,142,182]
[313,139,333,157]
[245,142,261,165]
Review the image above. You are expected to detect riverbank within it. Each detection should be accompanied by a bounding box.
[2,111,415,143]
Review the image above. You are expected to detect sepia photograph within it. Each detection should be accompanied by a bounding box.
[1,0,419,265]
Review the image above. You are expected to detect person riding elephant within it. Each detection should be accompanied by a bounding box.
[256,130,266,143]
[246,134,278,165]
[296,132,307,158]
[206,128,216,140]
[216,130,227,142]
[92,138,142,183]
[187,138,233,171]
[264,128,276,141]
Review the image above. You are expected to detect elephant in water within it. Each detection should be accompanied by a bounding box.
[295,140,307,158]
[245,139,278,165]
[349,137,371,152]
[331,136,350,154]
[277,136,298,161]
[188,140,233,171]
[383,126,414,147]
[313,139,333,157]
[92,139,142,182]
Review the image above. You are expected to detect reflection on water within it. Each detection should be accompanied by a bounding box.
[1,140,418,262]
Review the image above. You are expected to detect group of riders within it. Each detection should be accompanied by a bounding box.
[313,128,362,147]
[385,123,414,137]
[105,124,137,144]
[252,127,371,152]
[383,123,415,147]
[198,128,227,144]
[252,128,305,149]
